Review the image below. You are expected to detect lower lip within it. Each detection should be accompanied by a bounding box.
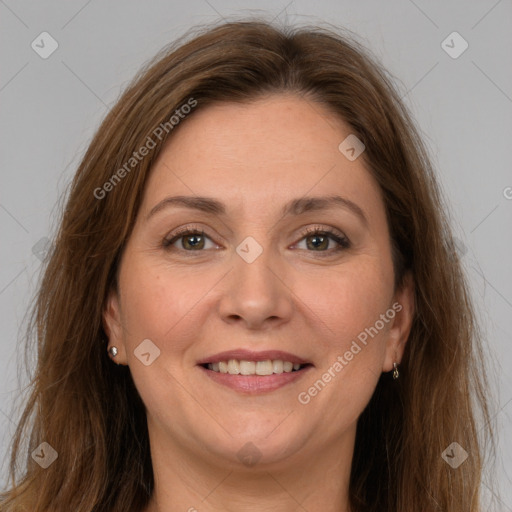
[198,365,313,394]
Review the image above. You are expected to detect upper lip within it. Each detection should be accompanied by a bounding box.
[197,349,311,366]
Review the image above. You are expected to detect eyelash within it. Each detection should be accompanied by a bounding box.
[162,224,350,256]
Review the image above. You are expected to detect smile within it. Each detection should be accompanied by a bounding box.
[198,361,313,394]
[202,359,309,375]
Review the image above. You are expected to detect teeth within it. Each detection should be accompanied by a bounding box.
[240,360,256,375]
[227,359,240,375]
[272,360,284,374]
[256,360,274,376]
[206,359,305,375]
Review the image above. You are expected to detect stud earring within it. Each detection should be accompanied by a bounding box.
[108,346,118,358]
[393,362,400,380]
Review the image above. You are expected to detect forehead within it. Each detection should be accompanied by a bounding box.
[141,94,385,224]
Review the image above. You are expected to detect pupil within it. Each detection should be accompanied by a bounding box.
[308,234,327,250]
[185,235,203,249]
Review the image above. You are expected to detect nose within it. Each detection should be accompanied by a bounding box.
[217,242,294,331]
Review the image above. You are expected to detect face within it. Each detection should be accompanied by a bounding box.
[103,94,414,470]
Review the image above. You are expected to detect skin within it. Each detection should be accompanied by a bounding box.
[103,93,414,512]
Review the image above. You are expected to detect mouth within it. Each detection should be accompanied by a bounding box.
[197,350,314,394]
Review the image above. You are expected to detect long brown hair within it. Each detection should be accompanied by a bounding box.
[0,18,497,512]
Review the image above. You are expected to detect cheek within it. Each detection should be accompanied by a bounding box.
[294,263,393,424]
[117,261,204,413]
[119,258,219,355]
[297,258,394,349]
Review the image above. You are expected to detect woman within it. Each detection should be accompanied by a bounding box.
[0,19,496,512]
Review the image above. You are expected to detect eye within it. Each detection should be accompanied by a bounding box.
[293,226,350,254]
[163,227,218,251]
[162,225,350,255]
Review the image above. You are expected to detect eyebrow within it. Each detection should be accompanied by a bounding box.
[146,194,368,226]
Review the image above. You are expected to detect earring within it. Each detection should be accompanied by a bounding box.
[108,346,118,358]
[393,362,400,380]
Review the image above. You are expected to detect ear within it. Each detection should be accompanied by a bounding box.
[102,286,128,365]
[382,271,415,373]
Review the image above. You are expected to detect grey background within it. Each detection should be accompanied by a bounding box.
[1,0,511,507]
